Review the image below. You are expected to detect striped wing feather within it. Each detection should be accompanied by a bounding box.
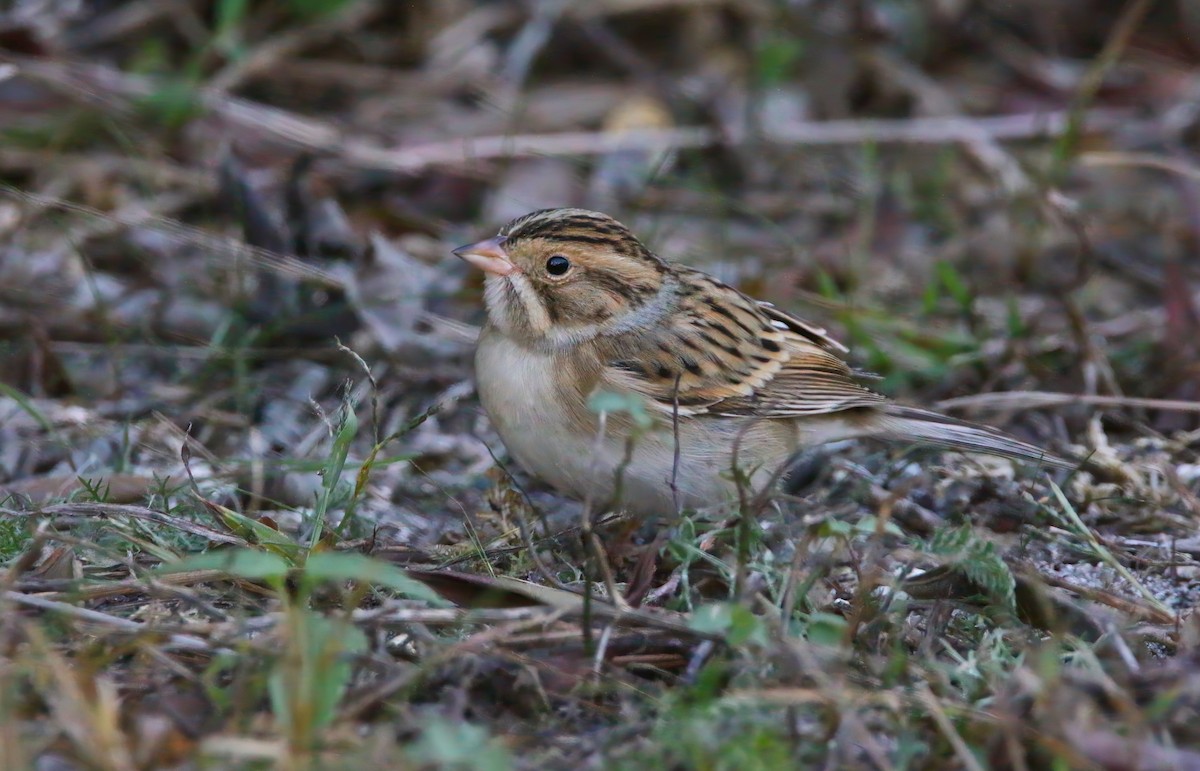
[601,268,885,417]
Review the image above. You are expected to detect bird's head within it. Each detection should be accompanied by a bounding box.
[454,208,673,348]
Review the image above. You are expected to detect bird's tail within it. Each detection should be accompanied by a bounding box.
[875,405,1076,471]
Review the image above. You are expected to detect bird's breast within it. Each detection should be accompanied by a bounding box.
[474,327,802,516]
[475,328,609,496]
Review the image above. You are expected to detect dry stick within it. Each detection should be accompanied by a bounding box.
[350,605,555,627]
[572,15,678,104]
[1048,482,1174,620]
[339,110,1133,174]
[937,391,1200,414]
[4,591,211,651]
[335,338,382,448]
[32,569,232,605]
[344,604,566,722]
[723,686,903,709]
[1,503,243,546]
[936,546,1173,626]
[1080,151,1200,183]
[3,54,1134,170]
[17,531,238,623]
[843,491,907,646]
[591,620,617,678]
[1054,14,1146,396]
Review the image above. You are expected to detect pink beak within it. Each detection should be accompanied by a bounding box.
[453,235,514,276]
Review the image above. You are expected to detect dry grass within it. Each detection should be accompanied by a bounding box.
[1,1,1199,769]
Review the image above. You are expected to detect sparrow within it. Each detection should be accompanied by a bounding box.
[455,208,1073,517]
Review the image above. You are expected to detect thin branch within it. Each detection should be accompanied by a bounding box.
[2,55,1136,173]
[4,591,212,651]
[339,109,1134,174]
[937,391,1200,414]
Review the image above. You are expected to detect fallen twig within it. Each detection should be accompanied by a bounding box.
[937,391,1200,414]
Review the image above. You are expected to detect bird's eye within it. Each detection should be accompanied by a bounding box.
[545,255,571,276]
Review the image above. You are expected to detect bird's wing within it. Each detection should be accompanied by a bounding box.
[599,268,886,417]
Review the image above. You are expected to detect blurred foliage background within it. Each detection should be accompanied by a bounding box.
[1,1,1200,769]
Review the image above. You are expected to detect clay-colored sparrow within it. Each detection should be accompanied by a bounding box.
[455,208,1071,517]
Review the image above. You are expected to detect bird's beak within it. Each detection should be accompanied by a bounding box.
[453,235,514,276]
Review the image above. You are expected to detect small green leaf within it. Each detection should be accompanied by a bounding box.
[136,79,205,129]
[310,402,358,550]
[0,382,53,432]
[334,404,359,446]
[1005,295,1027,338]
[927,526,1016,609]
[756,33,805,87]
[206,502,302,562]
[690,602,766,645]
[215,0,249,34]
[935,260,973,310]
[588,389,653,428]
[409,717,513,771]
[805,612,848,646]
[920,276,940,315]
[815,519,853,538]
[288,0,354,19]
[162,548,290,583]
[302,551,445,604]
[853,515,905,538]
[814,269,842,301]
[689,602,733,635]
[270,612,368,741]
